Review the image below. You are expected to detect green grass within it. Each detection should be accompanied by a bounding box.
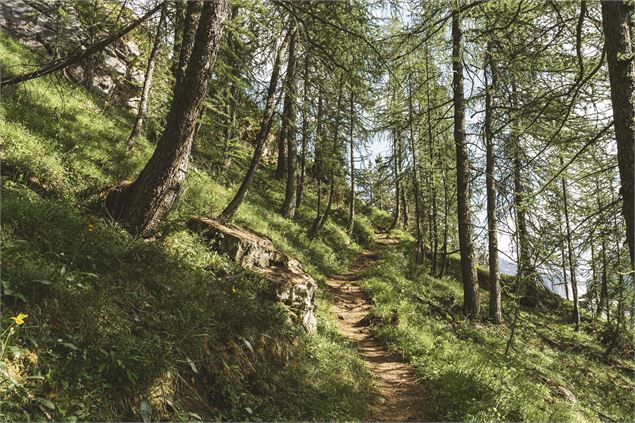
[0,29,376,421]
[359,240,635,422]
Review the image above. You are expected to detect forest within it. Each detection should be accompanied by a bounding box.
[0,0,633,421]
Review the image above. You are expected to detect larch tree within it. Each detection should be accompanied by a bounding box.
[451,6,479,319]
[107,0,229,236]
[601,0,635,268]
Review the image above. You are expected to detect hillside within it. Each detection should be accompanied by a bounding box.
[0,29,378,421]
[2,1,635,422]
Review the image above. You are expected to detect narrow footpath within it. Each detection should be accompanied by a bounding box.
[326,235,429,422]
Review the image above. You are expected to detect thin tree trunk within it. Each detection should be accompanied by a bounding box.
[560,233,570,301]
[389,129,401,230]
[590,231,599,317]
[219,5,241,172]
[402,185,409,228]
[601,0,635,269]
[296,50,310,210]
[128,5,167,150]
[347,87,355,234]
[606,214,626,355]
[425,49,439,273]
[309,179,335,239]
[440,164,449,278]
[309,82,343,238]
[452,9,479,318]
[560,155,580,330]
[408,76,424,264]
[485,42,501,323]
[601,223,610,323]
[511,80,533,296]
[107,0,228,236]
[281,25,299,218]
[221,33,287,220]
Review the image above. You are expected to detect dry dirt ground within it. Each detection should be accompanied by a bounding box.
[327,235,430,422]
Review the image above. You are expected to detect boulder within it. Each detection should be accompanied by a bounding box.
[187,216,317,333]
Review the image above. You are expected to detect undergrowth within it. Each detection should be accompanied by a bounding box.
[359,240,635,422]
[1,29,375,421]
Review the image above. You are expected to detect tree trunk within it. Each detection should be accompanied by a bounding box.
[174,1,203,89]
[601,0,635,269]
[107,0,228,236]
[485,42,501,324]
[511,80,533,295]
[560,156,580,330]
[408,76,424,264]
[560,231,570,301]
[170,0,186,79]
[440,164,449,278]
[601,224,610,323]
[309,179,335,239]
[127,5,166,150]
[452,9,479,318]
[590,231,599,317]
[389,129,402,230]
[309,82,343,238]
[281,26,299,219]
[296,50,310,210]
[221,33,287,220]
[347,87,355,235]
[402,185,409,228]
[425,49,439,273]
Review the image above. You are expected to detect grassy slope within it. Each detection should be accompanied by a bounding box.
[360,236,634,422]
[0,30,379,421]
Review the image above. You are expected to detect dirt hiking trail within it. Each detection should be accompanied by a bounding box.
[326,235,429,422]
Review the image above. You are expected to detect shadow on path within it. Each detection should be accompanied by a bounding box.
[326,235,430,422]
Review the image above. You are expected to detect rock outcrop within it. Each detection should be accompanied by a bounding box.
[187,216,317,333]
[0,0,144,106]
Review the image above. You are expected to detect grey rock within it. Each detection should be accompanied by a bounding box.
[188,216,318,333]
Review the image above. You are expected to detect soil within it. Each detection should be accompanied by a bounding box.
[327,235,430,422]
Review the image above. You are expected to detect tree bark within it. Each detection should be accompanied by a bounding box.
[221,33,287,220]
[389,129,402,230]
[174,0,203,90]
[219,6,241,172]
[170,0,186,79]
[402,184,409,228]
[127,5,167,150]
[601,0,635,269]
[510,79,534,299]
[425,49,439,273]
[439,163,450,278]
[560,156,580,330]
[485,42,501,324]
[309,83,343,238]
[560,220,570,301]
[452,9,479,318]
[408,76,424,264]
[281,26,299,219]
[296,50,310,210]
[107,0,228,236]
[347,87,355,235]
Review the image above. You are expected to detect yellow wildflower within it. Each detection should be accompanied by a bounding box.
[10,313,28,325]
[87,222,95,232]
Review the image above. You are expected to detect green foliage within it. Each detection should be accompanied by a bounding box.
[359,244,635,423]
[0,29,379,421]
